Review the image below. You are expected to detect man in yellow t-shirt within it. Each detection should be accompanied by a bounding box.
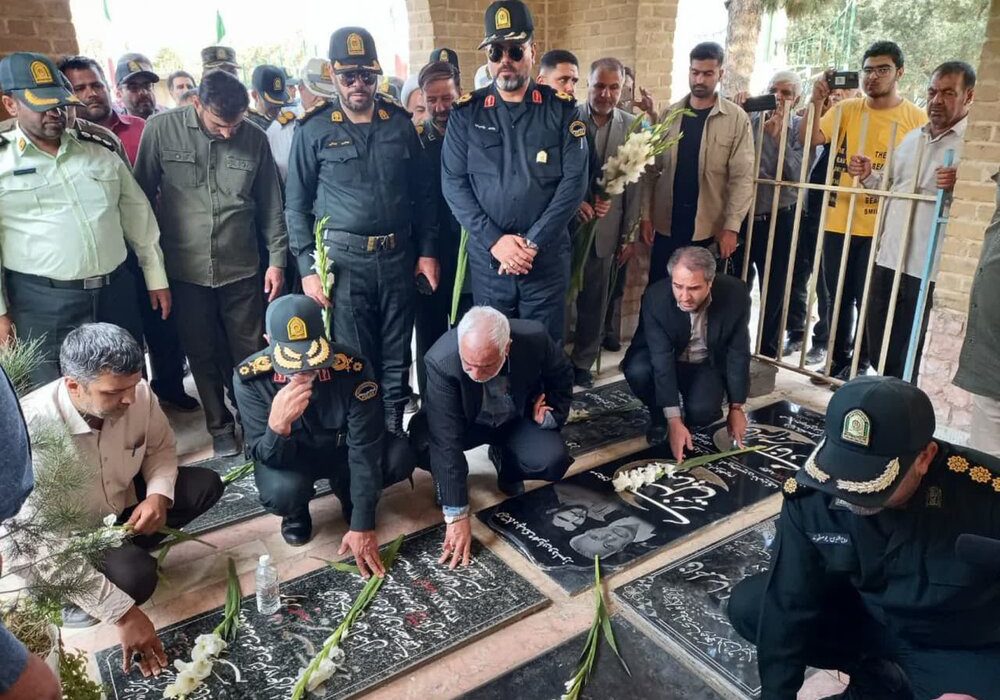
[800,41,927,380]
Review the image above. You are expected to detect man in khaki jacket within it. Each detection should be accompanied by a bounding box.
[641,42,754,284]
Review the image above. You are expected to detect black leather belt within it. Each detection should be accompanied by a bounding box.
[6,264,123,290]
[324,229,400,253]
[754,205,794,222]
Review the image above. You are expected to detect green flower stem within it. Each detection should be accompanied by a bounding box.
[567,218,599,302]
[450,228,470,325]
[312,215,333,338]
[213,558,242,641]
[291,535,405,699]
[221,461,254,485]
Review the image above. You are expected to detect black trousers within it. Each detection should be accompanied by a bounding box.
[409,410,572,497]
[865,265,933,384]
[467,234,571,346]
[822,232,873,370]
[5,265,143,387]
[326,232,414,418]
[737,207,795,358]
[171,275,264,437]
[786,208,831,347]
[125,250,186,397]
[622,346,725,427]
[414,259,470,397]
[99,467,224,608]
[569,247,615,371]
[728,573,1000,699]
[253,434,415,522]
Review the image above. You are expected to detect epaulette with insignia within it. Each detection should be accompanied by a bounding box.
[946,452,1000,493]
[554,90,574,102]
[331,350,366,374]
[376,93,409,117]
[415,123,424,135]
[782,477,808,498]
[76,128,117,153]
[297,100,330,123]
[454,87,491,110]
[236,351,275,381]
[277,110,296,126]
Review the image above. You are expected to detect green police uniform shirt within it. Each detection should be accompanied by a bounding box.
[760,443,1000,696]
[0,127,167,315]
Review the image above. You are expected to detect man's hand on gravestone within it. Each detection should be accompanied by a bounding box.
[339,529,385,579]
[439,517,472,569]
[117,606,167,677]
[667,417,693,464]
[727,405,747,448]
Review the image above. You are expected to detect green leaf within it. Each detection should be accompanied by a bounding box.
[381,534,405,569]
[157,526,217,548]
[221,462,254,485]
[450,228,469,324]
[312,556,361,574]
[600,614,631,676]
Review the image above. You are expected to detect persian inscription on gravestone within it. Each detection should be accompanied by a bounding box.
[461,615,723,699]
[183,454,332,536]
[96,525,546,699]
[617,520,777,698]
[563,380,648,456]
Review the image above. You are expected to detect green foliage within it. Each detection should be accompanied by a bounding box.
[214,558,243,642]
[59,648,107,700]
[787,0,989,102]
[0,335,46,398]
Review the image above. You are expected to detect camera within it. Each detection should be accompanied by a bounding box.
[742,94,778,113]
[827,71,860,90]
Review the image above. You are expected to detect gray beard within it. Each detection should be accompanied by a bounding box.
[496,74,527,92]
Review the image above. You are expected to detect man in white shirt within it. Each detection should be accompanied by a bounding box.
[20,323,222,678]
[848,61,974,382]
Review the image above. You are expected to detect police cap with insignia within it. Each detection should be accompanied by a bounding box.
[0,52,81,112]
[265,294,335,374]
[429,47,460,75]
[329,26,383,75]
[478,0,535,49]
[251,64,290,105]
[115,52,159,86]
[202,45,240,71]
[798,376,936,507]
[300,58,337,99]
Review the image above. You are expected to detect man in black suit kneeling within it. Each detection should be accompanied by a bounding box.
[623,246,751,461]
[410,306,574,567]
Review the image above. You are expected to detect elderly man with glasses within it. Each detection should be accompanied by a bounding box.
[285,27,439,439]
[441,0,589,346]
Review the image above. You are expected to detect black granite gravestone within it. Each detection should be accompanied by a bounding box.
[563,380,648,456]
[183,455,332,536]
[461,615,724,699]
[478,401,822,593]
[616,520,777,698]
[96,525,546,699]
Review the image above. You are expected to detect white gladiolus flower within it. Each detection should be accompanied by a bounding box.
[193,633,227,657]
[162,670,200,698]
[175,657,213,680]
[304,654,340,692]
[611,474,631,492]
[103,513,117,527]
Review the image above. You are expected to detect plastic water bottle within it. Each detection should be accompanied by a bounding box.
[255,554,281,614]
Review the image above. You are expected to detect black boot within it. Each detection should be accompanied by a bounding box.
[281,509,313,547]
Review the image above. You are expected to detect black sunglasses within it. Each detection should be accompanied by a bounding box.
[487,43,525,63]
[338,70,378,87]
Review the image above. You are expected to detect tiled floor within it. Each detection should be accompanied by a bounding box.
[62,357,846,699]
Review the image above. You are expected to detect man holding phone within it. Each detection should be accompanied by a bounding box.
[799,41,927,381]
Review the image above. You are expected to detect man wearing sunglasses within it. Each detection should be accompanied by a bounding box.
[286,26,438,438]
[442,0,589,346]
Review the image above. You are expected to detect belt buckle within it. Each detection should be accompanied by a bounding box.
[82,276,104,290]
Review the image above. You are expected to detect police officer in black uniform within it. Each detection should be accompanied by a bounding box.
[429,47,461,82]
[727,376,1000,699]
[247,64,291,131]
[285,27,438,437]
[232,295,414,564]
[441,0,589,345]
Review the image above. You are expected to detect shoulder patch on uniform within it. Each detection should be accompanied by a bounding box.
[415,123,424,135]
[297,100,330,123]
[237,352,274,381]
[331,352,365,373]
[277,110,296,125]
[569,119,586,138]
[354,380,378,402]
[454,92,474,107]
[76,128,117,152]
[554,90,574,102]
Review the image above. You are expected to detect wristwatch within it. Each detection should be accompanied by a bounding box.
[444,512,469,525]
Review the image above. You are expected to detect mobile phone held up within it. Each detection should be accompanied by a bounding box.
[827,71,860,90]
[742,94,778,113]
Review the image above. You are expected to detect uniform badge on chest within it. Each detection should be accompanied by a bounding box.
[536,150,547,164]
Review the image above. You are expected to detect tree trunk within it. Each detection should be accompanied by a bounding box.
[722,0,765,98]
